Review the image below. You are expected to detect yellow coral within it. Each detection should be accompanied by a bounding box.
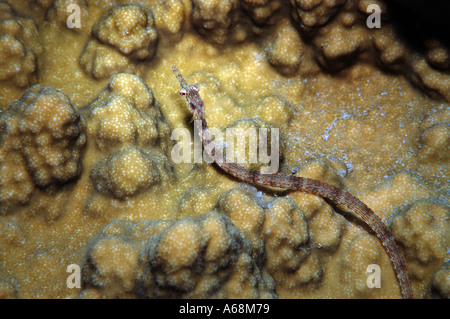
[432,266,450,298]
[0,0,448,300]
[0,216,25,246]
[316,23,368,71]
[410,56,450,101]
[418,123,450,163]
[0,85,85,193]
[103,72,154,112]
[0,2,41,88]
[191,0,241,44]
[90,146,162,199]
[263,198,314,287]
[216,188,265,253]
[87,73,170,152]
[373,27,406,68]
[0,279,17,298]
[256,95,294,126]
[0,151,34,212]
[290,0,346,30]
[307,202,344,251]
[391,201,449,281]
[177,185,217,217]
[426,39,449,70]
[83,211,275,298]
[240,0,282,25]
[339,234,386,298]
[46,0,89,31]
[149,0,186,36]
[86,73,174,200]
[0,34,36,87]
[81,219,170,298]
[79,4,159,79]
[92,95,156,148]
[93,4,158,60]
[79,40,134,79]
[264,18,303,75]
[88,236,139,290]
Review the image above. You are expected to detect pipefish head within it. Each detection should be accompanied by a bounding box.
[179,85,204,113]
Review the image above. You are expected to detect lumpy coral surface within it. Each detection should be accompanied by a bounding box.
[0,0,449,299]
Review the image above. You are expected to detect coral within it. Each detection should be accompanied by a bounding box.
[372,27,406,70]
[27,191,68,222]
[0,85,85,213]
[432,265,450,298]
[263,197,318,288]
[289,0,450,100]
[177,185,217,217]
[0,3,41,54]
[391,201,449,281]
[292,159,346,190]
[79,40,134,79]
[339,234,385,297]
[0,217,26,246]
[256,95,294,126]
[289,1,372,72]
[0,278,17,298]
[86,73,171,153]
[191,0,244,44]
[92,4,158,61]
[90,146,166,199]
[80,4,159,79]
[89,94,155,150]
[241,0,282,25]
[0,150,34,212]
[264,18,303,75]
[288,160,346,250]
[417,105,450,192]
[306,199,344,250]
[290,0,346,31]
[148,0,186,36]
[0,3,41,87]
[409,56,450,101]
[81,219,172,298]
[137,211,273,298]
[315,23,368,72]
[81,211,275,298]
[1,85,86,189]
[0,0,448,300]
[418,123,450,164]
[0,34,36,87]
[425,39,450,71]
[216,188,265,255]
[82,176,448,299]
[46,0,89,31]
[86,73,174,200]
[102,72,155,112]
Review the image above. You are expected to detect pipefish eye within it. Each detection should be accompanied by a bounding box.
[179,88,187,96]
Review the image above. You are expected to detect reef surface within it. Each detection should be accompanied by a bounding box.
[0,0,449,298]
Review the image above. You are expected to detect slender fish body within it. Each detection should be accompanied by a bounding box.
[171,65,413,299]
